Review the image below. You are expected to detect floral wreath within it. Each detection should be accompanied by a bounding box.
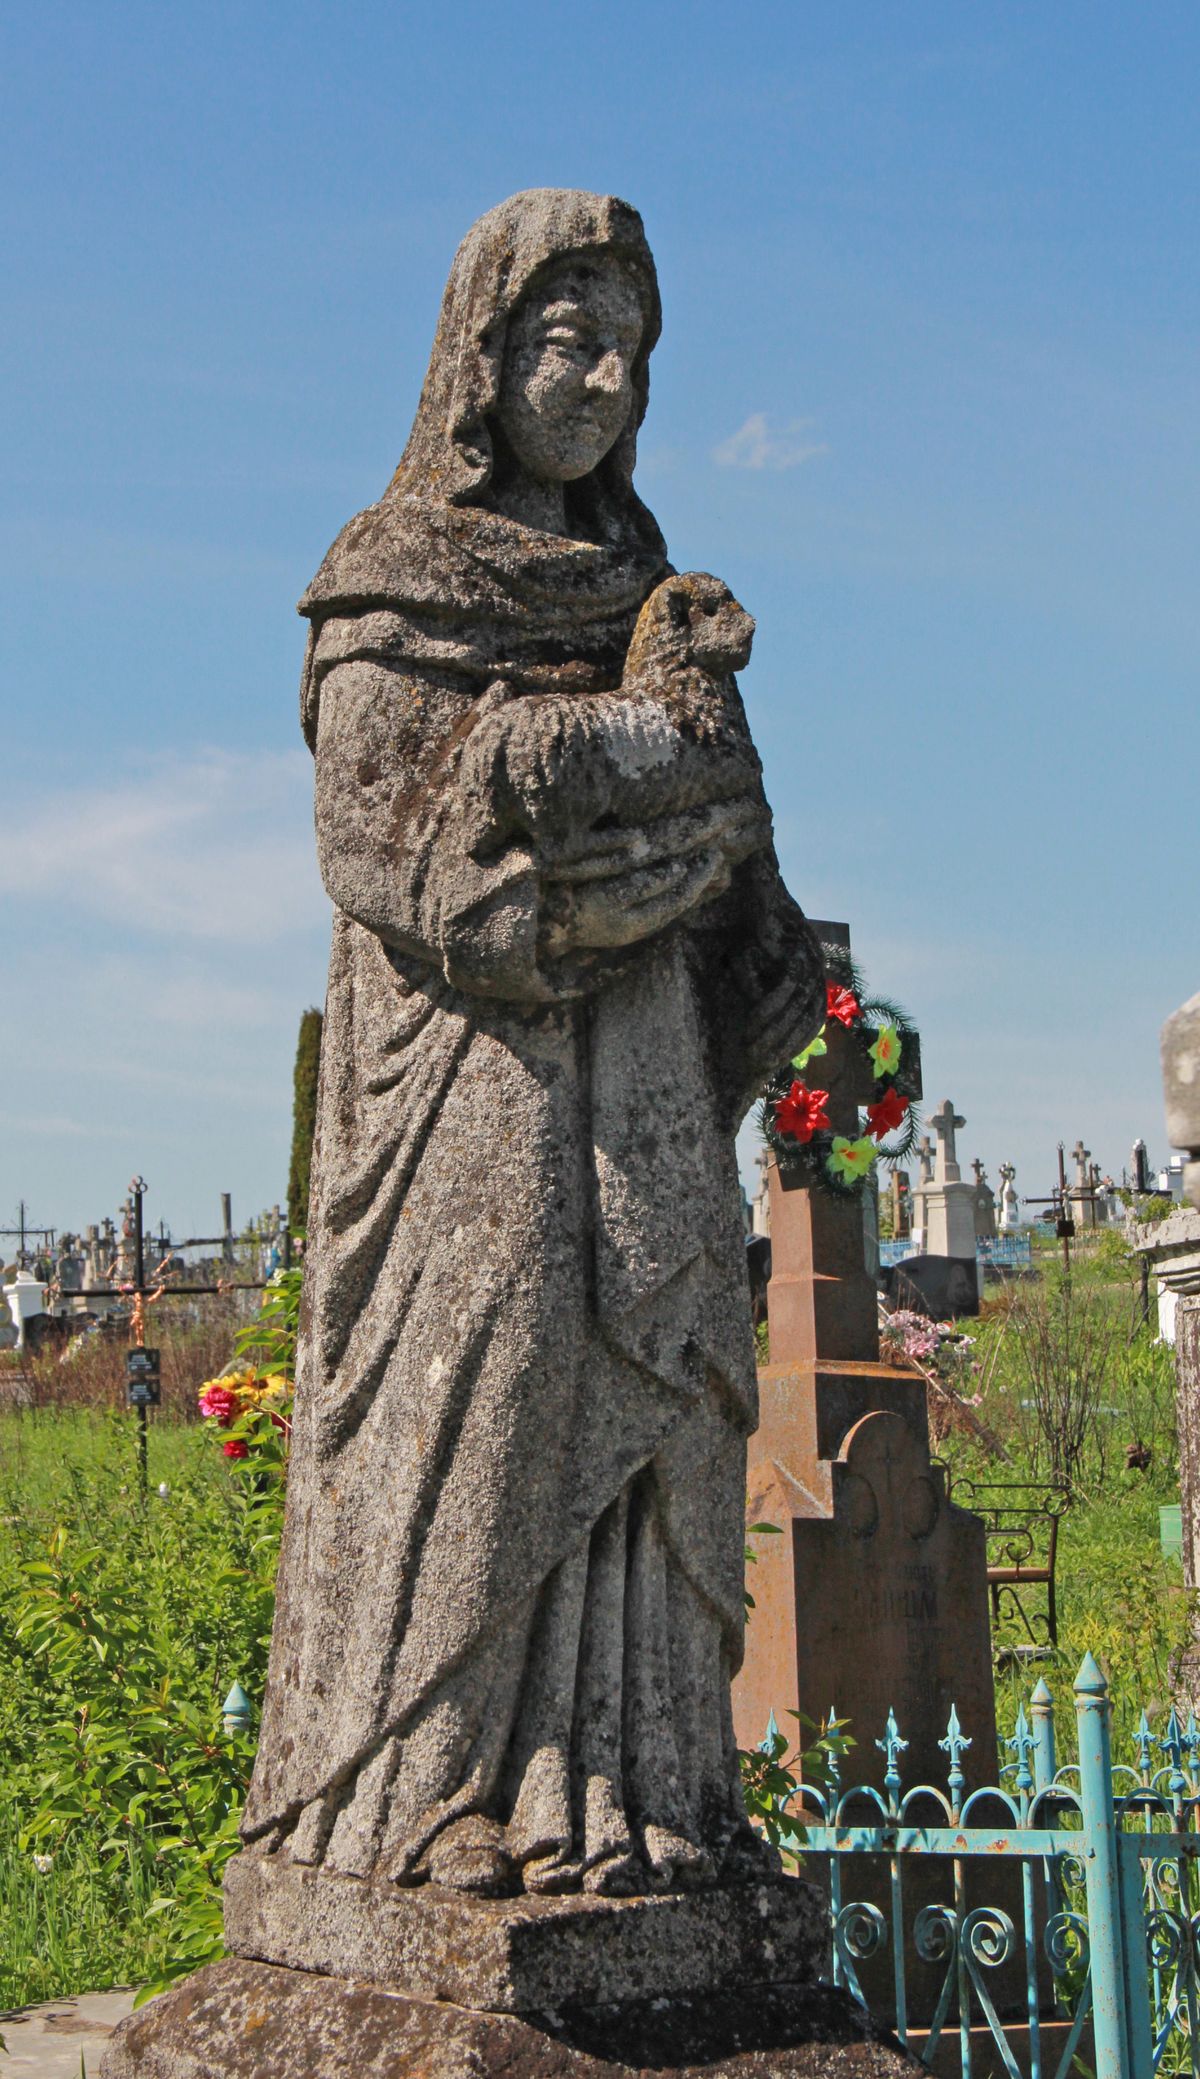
[759,948,922,1201]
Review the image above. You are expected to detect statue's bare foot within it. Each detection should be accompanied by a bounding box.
[419,1816,515,1896]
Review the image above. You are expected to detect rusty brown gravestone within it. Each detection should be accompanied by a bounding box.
[732,924,1017,2025]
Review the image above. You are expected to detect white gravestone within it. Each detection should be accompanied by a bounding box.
[921,1100,979,1262]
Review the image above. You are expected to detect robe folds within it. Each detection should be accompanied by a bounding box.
[241,189,824,1894]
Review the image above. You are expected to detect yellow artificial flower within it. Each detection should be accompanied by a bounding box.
[828,1135,878,1181]
[867,1024,901,1081]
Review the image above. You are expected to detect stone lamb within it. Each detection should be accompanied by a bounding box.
[459,571,766,865]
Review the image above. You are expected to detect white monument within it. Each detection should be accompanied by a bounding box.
[3,1269,46,1351]
[997,1162,1022,1232]
[922,1100,979,1266]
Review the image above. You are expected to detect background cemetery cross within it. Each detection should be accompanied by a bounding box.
[930,1099,966,1181]
[918,1098,980,1266]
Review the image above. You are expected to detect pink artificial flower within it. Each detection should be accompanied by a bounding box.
[199,1383,240,1425]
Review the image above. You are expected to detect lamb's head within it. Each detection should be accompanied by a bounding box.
[626,572,755,681]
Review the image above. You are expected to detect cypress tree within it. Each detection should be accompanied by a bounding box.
[287,1007,323,1237]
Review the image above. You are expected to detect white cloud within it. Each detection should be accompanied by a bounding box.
[0,749,324,944]
[712,413,827,472]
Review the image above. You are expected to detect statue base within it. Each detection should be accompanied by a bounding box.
[99,1955,915,2075]
[222,1853,826,2011]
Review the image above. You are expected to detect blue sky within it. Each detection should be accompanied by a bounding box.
[2,1,1196,1239]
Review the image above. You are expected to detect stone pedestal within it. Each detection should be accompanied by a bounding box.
[922,1181,978,1263]
[99,1956,914,2076]
[223,1858,823,2013]
[100,1875,915,2077]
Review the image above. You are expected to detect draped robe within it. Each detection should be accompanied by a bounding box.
[240,188,824,1897]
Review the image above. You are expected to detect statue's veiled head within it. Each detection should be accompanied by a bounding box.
[494,254,645,490]
[389,190,662,541]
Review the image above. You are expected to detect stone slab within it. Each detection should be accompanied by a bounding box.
[224,1855,824,2013]
[0,1987,135,2076]
[98,1956,917,2076]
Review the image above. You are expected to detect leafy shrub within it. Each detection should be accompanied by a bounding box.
[0,1272,299,2004]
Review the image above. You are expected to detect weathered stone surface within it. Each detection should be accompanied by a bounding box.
[225,1859,823,2012]
[99,1958,916,2077]
[241,184,824,1933]
[1162,993,1200,1211]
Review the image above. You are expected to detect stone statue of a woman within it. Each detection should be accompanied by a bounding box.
[241,189,823,1906]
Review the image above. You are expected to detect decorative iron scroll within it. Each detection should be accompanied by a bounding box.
[770,1659,1200,2077]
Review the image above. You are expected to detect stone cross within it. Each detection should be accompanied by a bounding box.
[929,1100,965,1184]
[1072,1139,1091,1190]
[916,1133,934,1184]
[972,1158,985,1187]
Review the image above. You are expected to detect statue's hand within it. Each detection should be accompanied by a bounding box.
[539,795,770,955]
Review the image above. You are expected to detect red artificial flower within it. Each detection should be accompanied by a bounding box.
[199,1383,240,1426]
[774,1079,831,1144]
[222,1438,249,1460]
[825,981,861,1027]
[865,1088,910,1141]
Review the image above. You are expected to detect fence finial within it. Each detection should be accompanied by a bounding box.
[939,1703,971,1812]
[222,1681,252,1736]
[1161,1706,1186,1801]
[1072,1651,1107,1697]
[1008,1704,1035,1797]
[876,1707,909,1808]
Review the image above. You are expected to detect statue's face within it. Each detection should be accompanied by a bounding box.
[495,257,644,484]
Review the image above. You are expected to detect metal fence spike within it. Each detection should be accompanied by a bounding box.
[222,1680,252,1735]
[1072,1650,1107,1696]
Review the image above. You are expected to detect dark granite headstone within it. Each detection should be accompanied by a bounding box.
[882,1252,981,1319]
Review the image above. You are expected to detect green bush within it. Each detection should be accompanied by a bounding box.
[0,1273,299,2006]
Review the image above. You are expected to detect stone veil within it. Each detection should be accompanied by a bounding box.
[240,188,825,1907]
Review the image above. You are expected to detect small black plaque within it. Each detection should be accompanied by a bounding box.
[127,1347,162,1407]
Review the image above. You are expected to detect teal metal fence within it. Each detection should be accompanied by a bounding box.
[779,1657,1200,2079]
